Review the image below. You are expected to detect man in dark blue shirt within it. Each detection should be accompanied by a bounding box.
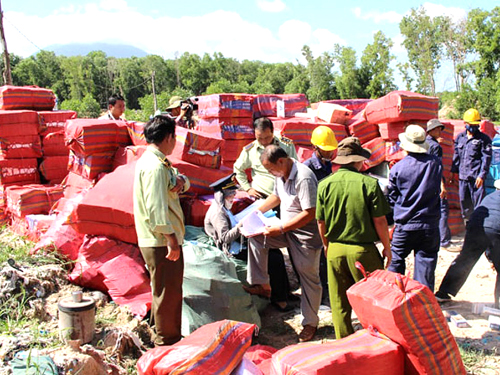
[451,108,492,220]
[436,183,500,307]
[426,119,452,249]
[388,125,442,290]
[304,125,338,308]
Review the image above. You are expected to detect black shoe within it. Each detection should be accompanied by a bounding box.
[287,293,301,302]
[272,302,295,312]
[435,291,451,303]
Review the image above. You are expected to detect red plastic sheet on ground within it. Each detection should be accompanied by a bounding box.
[64,119,131,156]
[252,94,309,118]
[5,184,63,218]
[0,134,42,158]
[196,117,255,139]
[112,145,147,169]
[311,99,373,115]
[0,158,40,185]
[272,117,348,146]
[42,132,68,156]
[0,85,56,111]
[68,235,151,318]
[72,161,136,244]
[38,110,77,136]
[347,269,466,375]
[347,112,380,144]
[172,127,224,169]
[197,94,255,118]
[67,150,115,180]
[364,91,439,124]
[270,328,404,375]
[39,156,69,183]
[137,320,257,375]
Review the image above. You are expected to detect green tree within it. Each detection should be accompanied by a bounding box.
[333,45,363,99]
[302,45,336,102]
[360,31,396,98]
[397,62,414,91]
[400,7,444,95]
[60,93,100,118]
[441,17,470,91]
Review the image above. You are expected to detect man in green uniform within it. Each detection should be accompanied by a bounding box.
[316,137,391,339]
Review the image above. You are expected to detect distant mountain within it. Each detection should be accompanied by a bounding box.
[43,42,148,58]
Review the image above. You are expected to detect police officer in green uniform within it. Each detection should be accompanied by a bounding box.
[234,117,298,311]
[234,117,297,199]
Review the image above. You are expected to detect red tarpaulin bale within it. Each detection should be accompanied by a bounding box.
[271,117,348,146]
[0,85,56,111]
[244,345,278,375]
[449,208,465,236]
[180,196,212,227]
[25,214,55,243]
[113,145,148,170]
[295,145,314,163]
[385,140,405,165]
[0,158,40,185]
[439,121,454,147]
[196,117,255,139]
[42,132,68,156]
[252,94,309,118]
[64,118,131,156]
[172,127,224,169]
[5,184,63,218]
[0,134,42,158]
[364,91,439,124]
[126,121,148,146]
[39,156,69,183]
[197,94,255,118]
[361,137,386,171]
[316,102,353,125]
[137,320,257,375]
[72,161,136,244]
[442,144,454,181]
[67,150,115,180]
[311,98,373,115]
[220,139,253,164]
[347,269,466,375]
[378,122,407,140]
[446,179,460,209]
[480,120,498,139]
[38,110,77,136]
[0,110,40,136]
[270,328,404,375]
[62,171,95,199]
[347,111,381,144]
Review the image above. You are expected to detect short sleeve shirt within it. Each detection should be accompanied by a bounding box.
[316,167,391,244]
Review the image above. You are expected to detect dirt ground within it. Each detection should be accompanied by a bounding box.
[255,233,500,374]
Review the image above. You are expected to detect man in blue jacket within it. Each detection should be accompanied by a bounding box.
[388,125,442,290]
[451,108,492,220]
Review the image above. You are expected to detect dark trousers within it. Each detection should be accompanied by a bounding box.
[440,198,452,247]
[389,226,440,291]
[459,179,486,220]
[140,246,184,346]
[268,248,290,303]
[438,226,500,306]
[319,250,329,304]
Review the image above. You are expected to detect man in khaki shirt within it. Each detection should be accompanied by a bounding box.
[133,115,190,346]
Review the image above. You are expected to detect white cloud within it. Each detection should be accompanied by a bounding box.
[352,6,403,24]
[256,0,287,13]
[4,2,343,65]
[421,2,467,23]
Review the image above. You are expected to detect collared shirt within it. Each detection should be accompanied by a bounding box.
[426,135,442,159]
[303,152,332,182]
[98,111,124,121]
[388,153,442,230]
[233,136,298,197]
[452,130,492,180]
[316,166,390,244]
[469,190,500,231]
[273,159,322,247]
[133,146,190,247]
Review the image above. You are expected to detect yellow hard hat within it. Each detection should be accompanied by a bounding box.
[463,108,481,125]
[311,125,338,151]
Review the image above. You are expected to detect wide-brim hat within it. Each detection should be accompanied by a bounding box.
[333,137,371,164]
[427,119,444,132]
[166,96,183,110]
[494,179,500,190]
[399,124,429,154]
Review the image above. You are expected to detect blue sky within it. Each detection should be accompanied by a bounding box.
[2,0,496,91]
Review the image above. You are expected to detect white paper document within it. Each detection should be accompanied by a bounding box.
[239,210,282,238]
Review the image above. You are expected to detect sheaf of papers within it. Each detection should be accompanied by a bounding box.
[239,210,282,238]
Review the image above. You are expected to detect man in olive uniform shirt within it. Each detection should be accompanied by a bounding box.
[316,137,391,339]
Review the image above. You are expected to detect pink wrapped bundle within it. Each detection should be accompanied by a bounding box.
[0,85,55,111]
[6,184,63,218]
[172,127,224,169]
[125,121,147,146]
[316,102,353,125]
[112,145,147,170]
[42,132,68,156]
[253,94,309,118]
[38,110,77,136]
[196,117,255,139]
[311,98,373,115]
[272,117,347,146]
[347,112,380,144]
[0,134,42,158]
[39,156,69,183]
[361,137,386,171]
[67,150,115,180]
[197,94,254,118]
[0,110,39,136]
[0,158,40,185]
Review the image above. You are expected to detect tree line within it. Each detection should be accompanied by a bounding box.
[2,6,499,122]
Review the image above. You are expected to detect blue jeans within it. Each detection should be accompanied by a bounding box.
[440,198,451,247]
[459,179,486,220]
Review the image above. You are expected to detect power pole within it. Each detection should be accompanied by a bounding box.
[152,70,157,112]
[0,0,12,85]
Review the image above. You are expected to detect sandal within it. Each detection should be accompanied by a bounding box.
[243,284,271,299]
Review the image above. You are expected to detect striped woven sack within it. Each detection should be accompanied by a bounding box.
[197,94,255,118]
[441,144,454,181]
[252,94,309,118]
[385,140,405,163]
[295,145,314,163]
[0,134,42,158]
[0,110,40,136]
[5,184,63,218]
[439,122,454,147]
[112,145,147,170]
[42,132,68,156]
[196,117,255,139]
[347,269,466,375]
[0,85,55,111]
[364,91,439,124]
[311,98,373,115]
[0,158,40,185]
[220,139,254,165]
[38,110,77,136]
[347,114,380,144]
[125,121,147,146]
[137,320,257,375]
[448,208,465,236]
[361,137,386,171]
[172,127,224,169]
[67,150,115,180]
[272,118,347,146]
[270,328,404,375]
[445,180,460,209]
[65,119,131,156]
[39,156,70,183]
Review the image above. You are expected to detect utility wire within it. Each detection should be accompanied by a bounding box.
[3,14,42,52]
